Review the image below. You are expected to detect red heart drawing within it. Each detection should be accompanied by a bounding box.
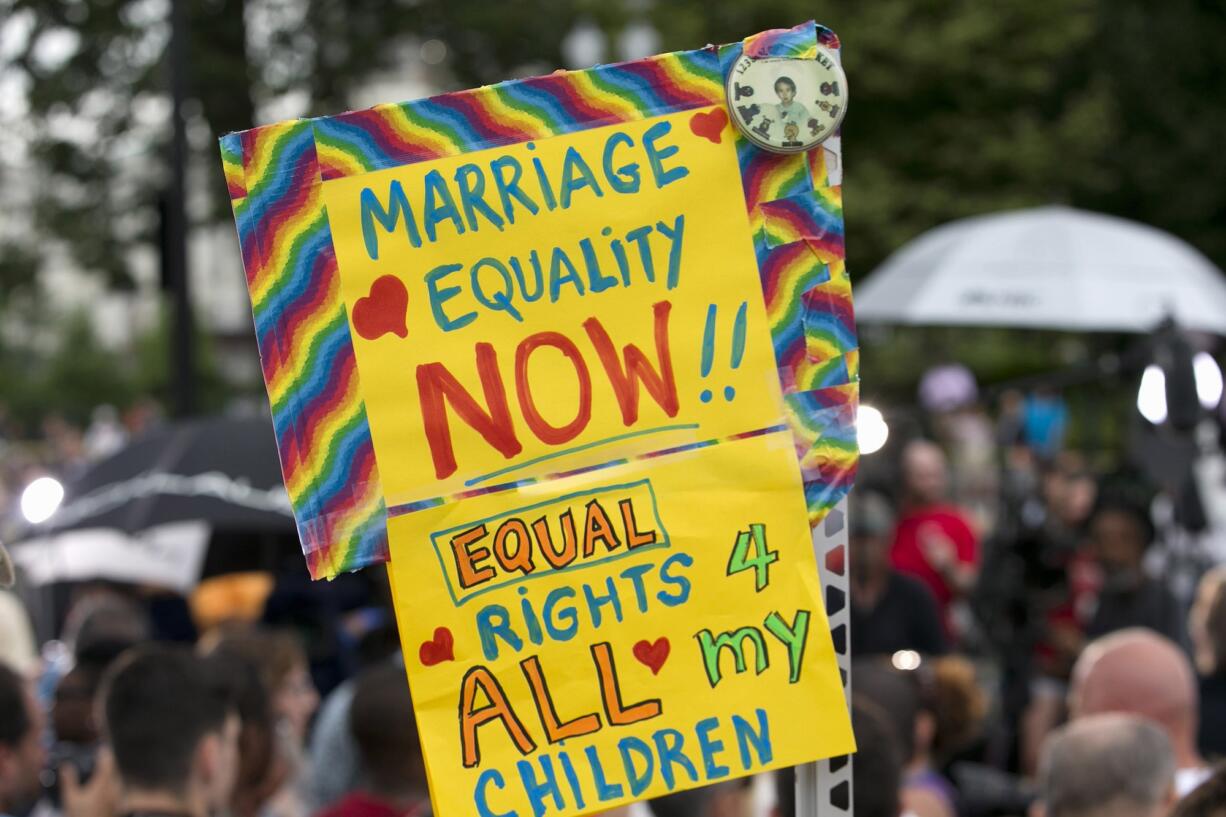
[419,627,454,666]
[689,108,728,144]
[632,638,670,675]
[352,275,409,340]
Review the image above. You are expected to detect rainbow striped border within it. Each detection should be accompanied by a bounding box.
[221,20,858,579]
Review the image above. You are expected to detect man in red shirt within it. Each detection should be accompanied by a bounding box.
[890,440,980,639]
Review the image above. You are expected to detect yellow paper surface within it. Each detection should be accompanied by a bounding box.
[388,433,854,817]
[323,109,783,506]
[322,107,854,817]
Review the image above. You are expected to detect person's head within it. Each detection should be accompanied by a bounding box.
[101,646,241,815]
[202,626,318,745]
[1086,493,1154,587]
[900,440,949,506]
[929,656,988,761]
[774,76,796,103]
[1170,765,1226,817]
[197,647,283,817]
[64,589,150,662]
[850,492,896,581]
[1190,566,1226,676]
[53,662,105,744]
[1037,714,1174,817]
[350,664,425,798]
[852,660,927,766]
[850,698,904,817]
[1069,629,1201,769]
[0,663,46,813]
[1042,455,1096,529]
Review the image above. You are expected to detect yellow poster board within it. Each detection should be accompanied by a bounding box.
[221,20,858,817]
[383,434,850,817]
[321,107,852,815]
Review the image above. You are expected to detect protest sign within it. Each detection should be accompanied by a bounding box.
[222,20,859,817]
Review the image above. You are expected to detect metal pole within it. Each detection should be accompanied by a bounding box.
[168,0,195,418]
[798,497,854,817]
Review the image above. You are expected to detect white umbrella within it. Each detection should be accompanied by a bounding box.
[855,206,1226,334]
[11,522,210,593]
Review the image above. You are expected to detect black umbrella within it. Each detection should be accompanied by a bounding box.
[11,415,297,590]
[37,415,293,536]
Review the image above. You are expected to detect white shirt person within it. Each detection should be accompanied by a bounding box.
[771,76,811,144]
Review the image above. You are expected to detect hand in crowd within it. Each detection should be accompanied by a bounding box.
[61,749,119,817]
[918,522,958,573]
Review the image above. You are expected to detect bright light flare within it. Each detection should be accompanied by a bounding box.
[857,404,890,455]
[892,650,922,672]
[20,477,64,524]
[1137,364,1168,425]
[1194,352,1223,410]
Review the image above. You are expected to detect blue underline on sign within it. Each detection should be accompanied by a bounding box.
[383,423,790,519]
[463,423,701,487]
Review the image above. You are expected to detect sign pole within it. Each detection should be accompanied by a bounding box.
[799,496,853,817]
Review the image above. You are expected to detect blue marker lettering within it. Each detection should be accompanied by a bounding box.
[618,737,655,796]
[475,604,522,660]
[517,756,565,817]
[602,132,641,194]
[652,728,698,790]
[472,257,523,322]
[657,553,693,606]
[559,146,604,208]
[422,169,466,242]
[695,717,730,779]
[491,155,539,224]
[424,263,476,332]
[733,708,774,768]
[474,769,515,817]
[454,163,506,233]
[585,746,624,802]
[542,586,579,641]
[359,179,421,260]
[583,576,624,627]
[642,121,690,188]
[619,562,655,613]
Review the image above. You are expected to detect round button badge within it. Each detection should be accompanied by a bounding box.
[726,48,848,153]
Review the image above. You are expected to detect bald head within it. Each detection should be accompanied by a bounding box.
[1070,629,1200,767]
[901,440,948,506]
[1040,713,1174,817]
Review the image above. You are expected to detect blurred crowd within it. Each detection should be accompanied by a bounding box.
[0,401,163,533]
[836,361,1226,817]
[1,374,1226,817]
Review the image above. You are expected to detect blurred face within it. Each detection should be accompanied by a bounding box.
[1189,570,1226,675]
[0,692,47,812]
[1043,472,1096,528]
[205,713,242,813]
[776,81,795,103]
[1062,476,1096,527]
[53,668,99,744]
[274,663,318,745]
[903,446,948,505]
[851,532,890,579]
[1089,510,1146,585]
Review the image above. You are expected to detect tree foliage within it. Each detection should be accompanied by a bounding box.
[0,307,226,428]
[0,0,630,297]
[1,0,1224,414]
